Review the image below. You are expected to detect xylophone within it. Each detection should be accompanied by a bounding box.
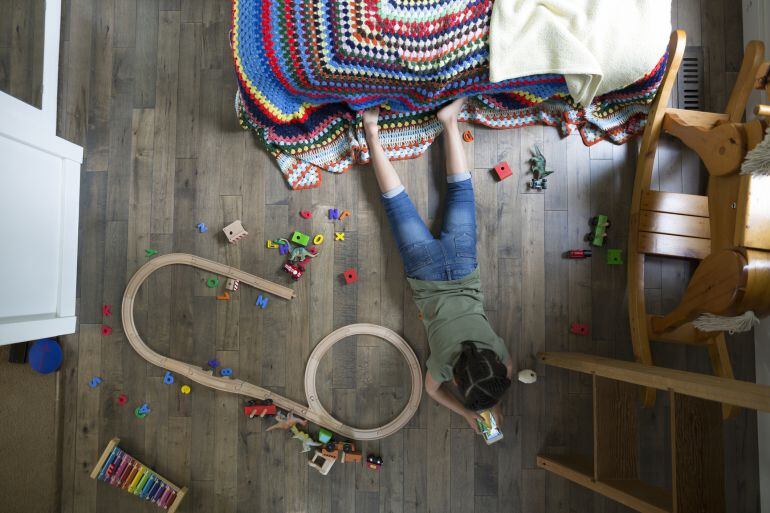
[89,438,187,512]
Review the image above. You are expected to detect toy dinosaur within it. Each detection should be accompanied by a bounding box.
[527,145,554,191]
[265,411,308,432]
[290,425,322,453]
[275,237,319,262]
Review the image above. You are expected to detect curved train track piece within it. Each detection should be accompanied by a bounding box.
[122,253,423,440]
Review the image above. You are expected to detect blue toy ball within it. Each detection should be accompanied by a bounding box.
[28,338,63,374]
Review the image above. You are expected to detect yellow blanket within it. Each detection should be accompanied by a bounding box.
[489,0,671,106]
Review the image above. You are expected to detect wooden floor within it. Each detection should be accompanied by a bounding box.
[0,0,44,108]
[53,1,759,512]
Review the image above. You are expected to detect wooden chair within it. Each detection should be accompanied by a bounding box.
[537,352,770,513]
[628,30,770,417]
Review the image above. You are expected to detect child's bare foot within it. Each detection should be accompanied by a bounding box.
[436,97,467,126]
[362,107,380,136]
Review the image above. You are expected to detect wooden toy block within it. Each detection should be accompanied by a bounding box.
[225,279,239,291]
[570,323,590,336]
[342,268,358,284]
[291,231,310,246]
[342,451,362,463]
[462,130,474,142]
[335,232,345,241]
[338,210,351,221]
[223,220,248,244]
[328,208,339,220]
[300,210,313,219]
[607,249,623,265]
[244,404,277,418]
[308,450,336,475]
[493,162,513,181]
[318,428,333,444]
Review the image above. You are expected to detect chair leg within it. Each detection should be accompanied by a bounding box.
[707,334,740,419]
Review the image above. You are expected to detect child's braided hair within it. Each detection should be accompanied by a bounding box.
[453,342,511,411]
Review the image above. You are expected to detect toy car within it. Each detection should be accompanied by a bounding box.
[585,215,611,247]
[366,454,383,470]
[282,262,303,280]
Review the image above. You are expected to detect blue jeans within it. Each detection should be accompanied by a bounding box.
[382,177,477,281]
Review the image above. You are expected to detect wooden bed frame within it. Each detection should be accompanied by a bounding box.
[628,30,770,416]
[122,253,423,440]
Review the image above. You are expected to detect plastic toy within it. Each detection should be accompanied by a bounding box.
[585,215,611,246]
[462,130,474,142]
[28,338,63,374]
[291,425,323,453]
[197,223,207,233]
[101,325,113,336]
[255,295,269,309]
[216,292,230,301]
[291,231,310,246]
[288,247,318,262]
[313,234,324,245]
[493,161,512,181]
[339,210,351,221]
[117,394,128,405]
[207,359,219,369]
[121,254,420,440]
[300,210,312,219]
[102,304,112,316]
[225,279,239,291]
[266,411,308,432]
[90,438,187,512]
[244,403,277,418]
[322,441,361,462]
[278,243,289,255]
[308,450,336,475]
[206,277,219,288]
[476,410,503,445]
[527,145,554,191]
[318,428,333,444]
[89,377,103,388]
[163,371,174,385]
[366,454,383,470]
[134,404,150,418]
[566,249,592,259]
[570,323,590,336]
[607,249,623,265]
[328,208,339,220]
[266,240,279,249]
[223,220,248,244]
[342,268,358,284]
[335,232,345,241]
[180,385,191,394]
[517,369,537,384]
[283,262,304,280]
[145,249,158,257]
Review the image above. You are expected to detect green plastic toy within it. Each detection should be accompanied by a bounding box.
[607,249,623,265]
[585,215,611,247]
[291,231,310,247]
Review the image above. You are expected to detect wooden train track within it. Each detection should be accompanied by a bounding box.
[122,253,422,440]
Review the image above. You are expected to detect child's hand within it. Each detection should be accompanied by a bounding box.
[463,410,483,434]
[362,107,380,133]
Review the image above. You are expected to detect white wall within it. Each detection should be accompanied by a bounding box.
[742,2,770,510]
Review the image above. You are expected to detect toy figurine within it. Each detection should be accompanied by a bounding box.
[290,425,322,453]
[527,145,554,191]
[265,411,308,432]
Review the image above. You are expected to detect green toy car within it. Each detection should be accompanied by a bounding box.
[585,215,611,247]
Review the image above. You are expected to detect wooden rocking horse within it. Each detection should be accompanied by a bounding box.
[628,30,770,417]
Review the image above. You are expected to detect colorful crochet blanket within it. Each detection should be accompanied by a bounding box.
[232,0,666,190]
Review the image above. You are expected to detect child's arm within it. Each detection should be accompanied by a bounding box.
[425,371,482,433]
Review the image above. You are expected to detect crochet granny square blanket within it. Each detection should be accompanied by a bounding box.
[232,0,666,190]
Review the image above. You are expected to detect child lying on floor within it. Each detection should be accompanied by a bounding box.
[363,98,513,432]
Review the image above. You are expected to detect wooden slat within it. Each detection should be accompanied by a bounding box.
[593,376,638,480]
[641,190,709,218]
[639,211,711,239]
[670,393,725,513]
[538,352,770,412]
[537,454,672,513]
[637,232,711,259]
[735,174,770,250]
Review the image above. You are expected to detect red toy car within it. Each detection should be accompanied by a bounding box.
[283,262,303,280]
[366,454,383,470]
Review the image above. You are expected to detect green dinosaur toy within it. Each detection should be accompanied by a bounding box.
[527,145,554,191]
[276,238,319,262]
